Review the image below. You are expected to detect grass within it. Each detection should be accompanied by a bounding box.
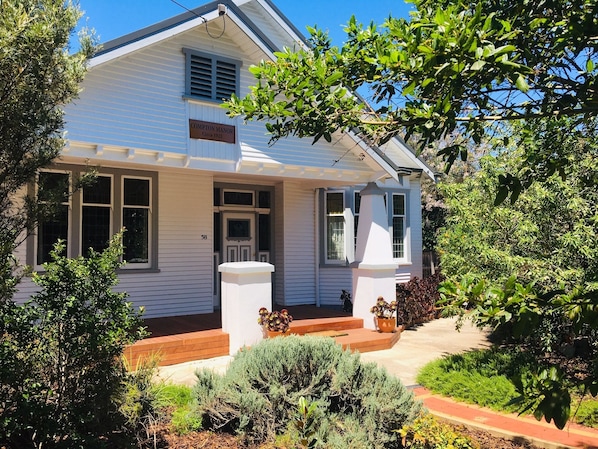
[416,347,598,428]
[156,384,202,434]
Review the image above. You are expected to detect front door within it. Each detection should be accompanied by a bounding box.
[222,212,255,262]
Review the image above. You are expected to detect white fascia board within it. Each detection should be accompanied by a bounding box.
[388,138,436,180]
[226,9,277,59]
[346,131,399,182]
[89,10,275,68]
[254,0,309,50]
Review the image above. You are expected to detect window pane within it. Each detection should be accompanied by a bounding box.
[38,172,69,203]
[124,178,149,206]
[354,192,361,214]
[393,194,405,215]
[123,208,149,263]
[258,191,271,208]
[393,216,404,258]
[327,216,345,260]
[326,192,343,214]
[37,205,68,265]
[83,176,111,204]
[258,214,270,251]
[228,219,250,238]
[82,206,111,255]
[213,212,221,252]
[223,191,253,206]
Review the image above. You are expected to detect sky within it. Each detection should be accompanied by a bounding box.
[76,0,414,47]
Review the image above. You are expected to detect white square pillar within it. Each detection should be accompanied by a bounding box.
[219,261,275,355]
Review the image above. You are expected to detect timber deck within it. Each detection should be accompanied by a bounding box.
[125,306,401,367]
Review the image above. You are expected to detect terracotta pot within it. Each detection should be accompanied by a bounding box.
[266,330,289,338]
[376,317,396,333]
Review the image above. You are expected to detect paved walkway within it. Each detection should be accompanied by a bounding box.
[157,317,598,449]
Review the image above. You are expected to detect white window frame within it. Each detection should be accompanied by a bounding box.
[121,176,152,270]
[80,174,114,257]
[353,190,361,251]
[35,170,71,269]
[325,190,346,264]
[391,193,406,260]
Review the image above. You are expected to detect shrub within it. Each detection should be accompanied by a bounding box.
[0,234,145,448]
[416,348,539,412]
[396,273,445,327]
[398,413,479,449]
[193,336,422,447]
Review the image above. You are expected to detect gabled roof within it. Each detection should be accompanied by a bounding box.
[89,0,433,181]
[91,0,307,67]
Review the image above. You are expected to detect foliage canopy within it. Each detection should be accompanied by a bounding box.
[0,0,93,303]
[226,0,598,199]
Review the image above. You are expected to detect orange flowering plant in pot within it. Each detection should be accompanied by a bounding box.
[370,296,398,333]
[258,307,293,336]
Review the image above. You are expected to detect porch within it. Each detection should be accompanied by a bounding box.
[125,306,401,367]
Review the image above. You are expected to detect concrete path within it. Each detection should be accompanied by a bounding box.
[360,316,491,386]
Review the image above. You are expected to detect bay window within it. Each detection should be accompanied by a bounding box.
[325,191,345,262]
[392,193,406,259]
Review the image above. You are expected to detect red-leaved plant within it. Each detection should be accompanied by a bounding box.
[369,297,398,319]
[258,307,293,333]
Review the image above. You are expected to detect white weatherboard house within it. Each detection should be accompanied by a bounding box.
[14,0,433,320]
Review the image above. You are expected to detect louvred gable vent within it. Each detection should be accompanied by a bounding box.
[215,60,237,99]
[189,53,237,100]
[189,54,212,98]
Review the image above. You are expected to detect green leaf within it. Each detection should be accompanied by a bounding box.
[470,60,486,71]
[515,75,529,93]
[325,71,343,85]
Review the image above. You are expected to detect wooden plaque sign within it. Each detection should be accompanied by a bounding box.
[189,119,236,144]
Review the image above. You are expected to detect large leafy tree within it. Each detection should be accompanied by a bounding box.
[0,0,93,303]
[226,0,597,199]
[439,119,598,290]
[438,117,598,429]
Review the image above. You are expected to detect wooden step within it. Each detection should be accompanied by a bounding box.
[333,327,401,353]
[124,329,229,367]
[289,316,364,335]
[124,316,398,368]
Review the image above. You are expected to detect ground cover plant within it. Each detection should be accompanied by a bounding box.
[417,348,598,428]
[192,335,422,448]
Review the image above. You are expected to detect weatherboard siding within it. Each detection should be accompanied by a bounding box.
[141,171,214,318]
[318,267,353,307]
[65,25,368,177]
[279,182,317,306]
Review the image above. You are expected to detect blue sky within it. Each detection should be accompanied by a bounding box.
[77,0,413,47]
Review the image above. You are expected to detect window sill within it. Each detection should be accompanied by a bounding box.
[182,95,224,106]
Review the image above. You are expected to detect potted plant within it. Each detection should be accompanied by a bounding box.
[370,296,398,333]
[258,307,293,337]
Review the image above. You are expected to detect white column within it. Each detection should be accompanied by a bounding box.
[219,261,274,355]
[352,182,398,329]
